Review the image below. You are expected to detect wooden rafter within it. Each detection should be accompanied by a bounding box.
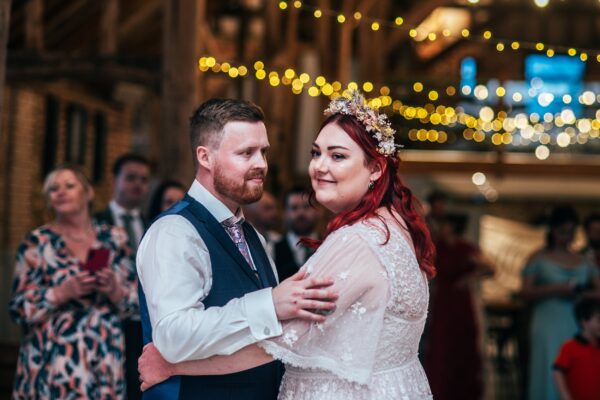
[6,52,160,87]
[119,0,161,41]
[24,0,43,51]
[100,0,119,55]
[0,0,11,139]
[159,0,203,181]
[45,0,88,38]
[385,0,453,53]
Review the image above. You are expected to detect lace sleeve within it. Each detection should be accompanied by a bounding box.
[259,228,389,385]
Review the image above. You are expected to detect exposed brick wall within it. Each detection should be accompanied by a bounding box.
[2,86,43,249]
[0,83,132,246]
[0,82,133,344]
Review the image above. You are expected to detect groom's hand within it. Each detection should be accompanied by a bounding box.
[138,343,174,391]
[272,270,338,322]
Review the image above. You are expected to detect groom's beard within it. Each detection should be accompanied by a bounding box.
[214,167,266,205]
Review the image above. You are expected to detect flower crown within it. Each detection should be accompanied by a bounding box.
[324,90,401,157]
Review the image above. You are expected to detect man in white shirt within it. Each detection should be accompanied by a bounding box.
[274,186,320,281]
[95,153,151,248]
[137,98,337,400]
[244,191,282,259]
[95,153,150,400]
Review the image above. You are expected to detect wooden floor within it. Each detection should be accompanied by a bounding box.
[0,343,17,400]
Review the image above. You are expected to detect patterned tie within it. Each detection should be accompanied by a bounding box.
[121,213,138,252]
[222,217,256,271]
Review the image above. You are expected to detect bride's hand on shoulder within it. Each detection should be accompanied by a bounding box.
[138,343,174,391]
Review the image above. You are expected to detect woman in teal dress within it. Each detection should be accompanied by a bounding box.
[521,206,600,400]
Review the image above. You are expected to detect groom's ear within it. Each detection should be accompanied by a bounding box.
[196,146,213,170]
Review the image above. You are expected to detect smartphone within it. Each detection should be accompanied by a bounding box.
[82,248,110,273]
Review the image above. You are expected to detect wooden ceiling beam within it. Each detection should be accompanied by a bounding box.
[100,0,119,56]
[45,0,87,35]
[385,0,454,53]
[24,0,43,51]
[0,0,11,137]
[118,0,161,41]
[6,52,159,87]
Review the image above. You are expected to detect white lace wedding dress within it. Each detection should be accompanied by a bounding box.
[259,209,433,399]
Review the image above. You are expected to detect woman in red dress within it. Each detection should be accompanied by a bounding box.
[425,213,493,400]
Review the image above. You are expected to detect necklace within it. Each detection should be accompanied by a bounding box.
[63,231,91,243]
[53,224,95,243]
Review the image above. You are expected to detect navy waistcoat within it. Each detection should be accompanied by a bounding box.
[139,195,283,400]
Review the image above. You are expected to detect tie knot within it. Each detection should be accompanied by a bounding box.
[222,215,244,228]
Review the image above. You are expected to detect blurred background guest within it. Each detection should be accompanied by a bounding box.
[243,191,282,259]
[425,213,494,400]
[8,165,138,399]
[553,298,600,400]
[95,153,151,251]
[274,186,319,281]
[425,190,448,242]
[582,213,600,268]
[521,205,600,400]
[147,180,186,222]
[94,153,150,400]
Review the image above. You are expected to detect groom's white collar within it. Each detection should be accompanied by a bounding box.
[188,179,244,224]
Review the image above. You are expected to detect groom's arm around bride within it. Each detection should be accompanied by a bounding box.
[136,98,337,400]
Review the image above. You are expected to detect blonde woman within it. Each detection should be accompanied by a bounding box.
[9,165,138,399]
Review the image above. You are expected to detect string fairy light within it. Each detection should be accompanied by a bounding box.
[276,1,600,63]
[198,56,600,152]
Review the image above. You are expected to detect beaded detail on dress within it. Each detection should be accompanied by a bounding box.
[260,210,432,399]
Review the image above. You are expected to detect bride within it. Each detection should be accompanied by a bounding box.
[139,91,436,399]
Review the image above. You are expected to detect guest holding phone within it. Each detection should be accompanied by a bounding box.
[9,165,138,399]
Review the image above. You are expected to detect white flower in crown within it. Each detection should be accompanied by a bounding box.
[324,90,401,157]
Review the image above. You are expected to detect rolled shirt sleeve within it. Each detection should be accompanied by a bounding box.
[137,215,282,363]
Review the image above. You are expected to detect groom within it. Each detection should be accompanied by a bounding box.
[136,98,337,399]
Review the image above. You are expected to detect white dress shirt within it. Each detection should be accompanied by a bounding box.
[264,230,282,260]
[137,180,282,363]
[286,231,317,266]
[109,200,145,247]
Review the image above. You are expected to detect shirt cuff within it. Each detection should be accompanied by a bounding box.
[244,288,282,339]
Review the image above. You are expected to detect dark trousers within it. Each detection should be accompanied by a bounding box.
[123,318,143,400]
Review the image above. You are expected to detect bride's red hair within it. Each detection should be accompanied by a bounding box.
[303,114,436,278]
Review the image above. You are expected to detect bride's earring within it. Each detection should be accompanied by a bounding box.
[368,180,375,191]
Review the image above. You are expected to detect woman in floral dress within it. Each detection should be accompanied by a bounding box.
[9,165,138,399]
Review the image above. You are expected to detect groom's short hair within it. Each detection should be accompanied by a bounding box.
[189,98,265,158]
